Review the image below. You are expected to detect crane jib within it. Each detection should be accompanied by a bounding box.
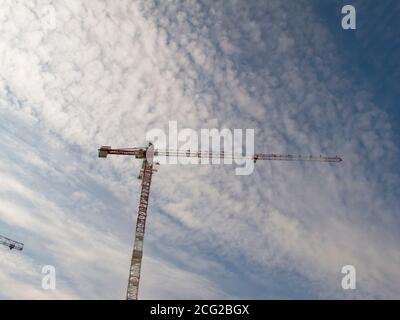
[99,146,342,163]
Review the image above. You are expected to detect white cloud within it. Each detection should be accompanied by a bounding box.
[140,255,233,300]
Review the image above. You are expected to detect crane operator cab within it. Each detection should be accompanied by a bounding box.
[138,142,156,179]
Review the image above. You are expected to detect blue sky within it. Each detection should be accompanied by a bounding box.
[313,0,400,144]
[0,0,399,299]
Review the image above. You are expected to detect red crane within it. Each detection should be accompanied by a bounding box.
[98,143,341,300]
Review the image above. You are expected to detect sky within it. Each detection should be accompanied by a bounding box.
[0,0,399,299]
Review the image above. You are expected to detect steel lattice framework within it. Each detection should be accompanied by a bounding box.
[126,158,154,300]
[0,235,24,251]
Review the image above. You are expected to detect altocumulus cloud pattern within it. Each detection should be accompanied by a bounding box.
[0,0,399,299]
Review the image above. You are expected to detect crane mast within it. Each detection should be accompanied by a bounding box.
[0,235,24,251]
[126,158,155,300]
[98,143,341,300]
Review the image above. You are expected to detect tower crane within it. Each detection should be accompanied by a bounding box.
[98,143,342,300]
[0,234,24,251]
